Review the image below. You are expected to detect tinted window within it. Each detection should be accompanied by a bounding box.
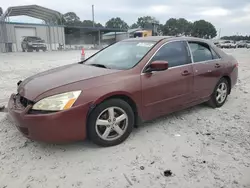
[188,42,213,63]
[151,41,190,68]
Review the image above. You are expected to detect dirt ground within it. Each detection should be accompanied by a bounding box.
[0,49,249,188]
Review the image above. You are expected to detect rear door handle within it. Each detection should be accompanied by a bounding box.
[215,63,221,68]
[182,70,191,76]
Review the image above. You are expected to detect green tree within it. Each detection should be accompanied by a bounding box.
[130,23,139,29]
[136,16,159,28]
[192,20,217,39]
[81,20,103,27]
[105,17,128,29]
[163,18,192,36]
[95,23,104,28]
[221,35,250,41]
[163,18,178,36]
[63,12,81,26]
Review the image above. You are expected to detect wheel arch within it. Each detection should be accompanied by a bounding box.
[88,92,142,127]
[222,75,231,94]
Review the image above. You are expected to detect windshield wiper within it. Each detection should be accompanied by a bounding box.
[89,64,108,69]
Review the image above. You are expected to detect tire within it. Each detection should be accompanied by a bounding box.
[88,99,134,147]
[22,48,25,52]
[207,78,229,108]
[42,48,47,52]
[36,49,39,52]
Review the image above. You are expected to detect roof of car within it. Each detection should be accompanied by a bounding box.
[123,36,210,43]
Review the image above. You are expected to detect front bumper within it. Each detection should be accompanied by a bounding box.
[8,94,89,143]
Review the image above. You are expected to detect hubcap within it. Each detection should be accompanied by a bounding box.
[95,107,128,141]
[216,82,228,104]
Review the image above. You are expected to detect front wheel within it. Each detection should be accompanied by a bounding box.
[207,78,229,108]
[88,99,134,147]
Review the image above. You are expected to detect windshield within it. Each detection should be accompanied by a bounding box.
[27,37,42,41]
[84,41,156,70]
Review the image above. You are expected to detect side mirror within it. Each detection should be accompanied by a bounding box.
[145,60,169,73]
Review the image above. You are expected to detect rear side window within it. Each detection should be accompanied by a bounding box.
[151,41,191,68]
[188,42,213,63]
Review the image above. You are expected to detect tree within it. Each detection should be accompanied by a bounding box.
[192,20,217,39]
[136,16,159,29]
[81,20,103,27]
[130,23,139,29]
[177,18,193,36]
[63,12,81,26]
[95,23,104,28]
[163,18,192,36]
[105,17,128,29]
[221,35,250,41]
[0,7,3,16]
[163,18,178,36]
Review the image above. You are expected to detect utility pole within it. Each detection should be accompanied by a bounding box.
[218,28,221,39]
[92,5,95,27]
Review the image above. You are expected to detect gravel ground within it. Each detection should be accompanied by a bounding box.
[0,49,249,188]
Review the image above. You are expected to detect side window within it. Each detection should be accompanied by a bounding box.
[151,41,190,68]
[188,42,213,63]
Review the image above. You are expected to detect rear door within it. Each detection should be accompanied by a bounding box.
[188,41,224,100]
[141,41,194,120]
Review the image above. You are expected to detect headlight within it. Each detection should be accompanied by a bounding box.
[32,91,81,111]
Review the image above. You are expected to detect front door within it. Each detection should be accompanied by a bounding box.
[141,41,194,121]
[188,41,225,100]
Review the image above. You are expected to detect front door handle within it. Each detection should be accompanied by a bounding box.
[182,70,191,76]
[215,63,221,68]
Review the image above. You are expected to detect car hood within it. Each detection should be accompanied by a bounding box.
[18,64,120,100]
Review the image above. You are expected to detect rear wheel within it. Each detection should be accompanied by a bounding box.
[207,78,229,108]
[36,49,39,52]
[88,99,134,147]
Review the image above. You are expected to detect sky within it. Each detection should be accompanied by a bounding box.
[1,0,250,37]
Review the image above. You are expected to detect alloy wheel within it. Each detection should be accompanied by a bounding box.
[95,107,128,141]
[216,82,228,104]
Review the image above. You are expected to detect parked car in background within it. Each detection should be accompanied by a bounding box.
[21,36,47,52]
[213,42,220,47]
[236,41,247,48]
[8,36,238,147]
[219,40,236,48]
[246,41,250,49]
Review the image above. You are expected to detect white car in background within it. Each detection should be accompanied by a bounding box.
[219,41,236,49]
[246,41,250,49]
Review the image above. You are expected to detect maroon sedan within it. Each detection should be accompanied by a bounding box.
[8,36,238,146]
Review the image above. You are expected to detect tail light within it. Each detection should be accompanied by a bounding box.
[235,61,238,68]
